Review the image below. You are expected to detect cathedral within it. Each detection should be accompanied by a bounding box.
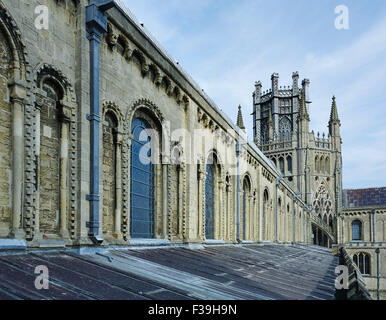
[0,0,384,300]
[252,73,343,247]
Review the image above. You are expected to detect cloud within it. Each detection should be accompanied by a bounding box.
[122,0,386,188]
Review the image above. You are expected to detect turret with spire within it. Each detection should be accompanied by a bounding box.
[329,96,342,151]
[237,105,246,131]
[298,89,310,122]
[297,89,310,148]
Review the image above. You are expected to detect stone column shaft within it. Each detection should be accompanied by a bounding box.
[162,163,168,238]
[34,106,41,236]
[12,99,23,233]
[60,121,69,238]
[9,81,26,239]
[114,138,122,238]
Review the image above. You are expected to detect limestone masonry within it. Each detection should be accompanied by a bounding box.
[0,0,384,299]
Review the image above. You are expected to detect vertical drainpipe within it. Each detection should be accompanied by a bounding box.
[85,1,115,245]
[376,248,380,300]
[236,141,241,243]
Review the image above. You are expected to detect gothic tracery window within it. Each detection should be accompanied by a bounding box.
[279,117,292,142]
[353,252,370,275]
[313,184,333,223]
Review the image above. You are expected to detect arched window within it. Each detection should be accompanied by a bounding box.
[272,158,277,168]
[320,156,325,173]
[279,157,285,174]
[242,177,251,240]
[102,111,119,237]
[353,253,371,275]
[130,117,155,239]
[39,78,65,235]
[287,156,293,174]
[323,214,327,224]
[352,220,362,241]
[329,215,333,228]
[278,198,283,241]
[325,157,330,174]
[279,117,292,141]
[315,156,319,172]
[205,152,220,240]
[205,163,215,240]
[263,190,269,241]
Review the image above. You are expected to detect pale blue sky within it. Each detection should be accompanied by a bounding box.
[123,0,386,189]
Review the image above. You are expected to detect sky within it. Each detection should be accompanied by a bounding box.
[123,0,386,189]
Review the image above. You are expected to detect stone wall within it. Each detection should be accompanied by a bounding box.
[0,31,10,236]
[39,96,60,234]
[102,117,116,237]
[340,208,386,299]
[0,0,315,248]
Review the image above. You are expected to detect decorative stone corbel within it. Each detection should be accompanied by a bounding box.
[141,63,149,77]
[165,82,173,96]
[154,72,162,86]
[107,23,118,49]
[123,46,133,61]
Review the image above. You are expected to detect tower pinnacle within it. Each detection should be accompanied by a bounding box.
[237,105,246,130]
[298,89,310,121]
[329,96,340,124]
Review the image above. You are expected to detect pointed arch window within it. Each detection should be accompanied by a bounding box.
[287,156,293,174]
[325,157,330,174]
[279,117,292,142]
[279,157,285,174]
[315,156,320,172]
[320,156,325,173]
[353,252,370,275]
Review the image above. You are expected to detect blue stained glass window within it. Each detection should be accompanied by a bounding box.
[352,220,362,241]
[130,118,154,239]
